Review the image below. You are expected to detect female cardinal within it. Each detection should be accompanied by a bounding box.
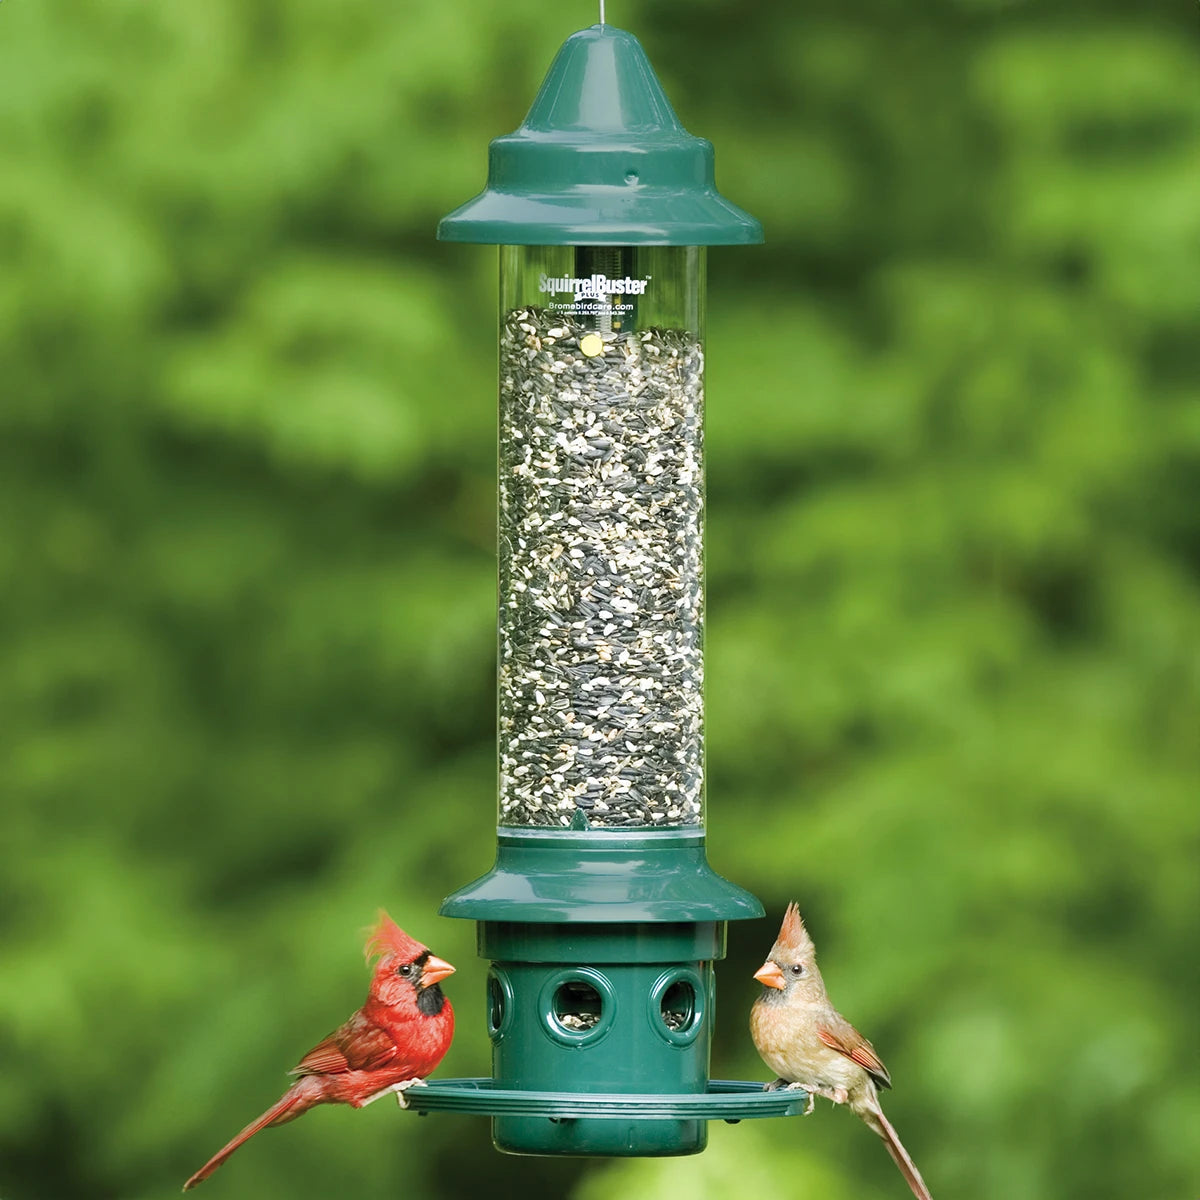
[750,903,933,1200]
[183,911,455,1190]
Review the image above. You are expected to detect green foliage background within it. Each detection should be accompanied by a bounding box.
[1,1,1196,1197]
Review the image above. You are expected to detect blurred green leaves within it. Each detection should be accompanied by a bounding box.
[1,1,1196,1199]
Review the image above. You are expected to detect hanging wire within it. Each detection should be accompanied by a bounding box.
[599,0,606,26]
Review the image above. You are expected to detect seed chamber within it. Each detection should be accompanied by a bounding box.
[498,245,706,830]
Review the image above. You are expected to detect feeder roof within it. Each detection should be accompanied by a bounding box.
[438,24,763,246]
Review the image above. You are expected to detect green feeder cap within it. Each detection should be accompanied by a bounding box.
[438,24,763,246]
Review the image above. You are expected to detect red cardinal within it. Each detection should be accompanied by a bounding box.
[183,912,455,1190]
[750,903,933,1200]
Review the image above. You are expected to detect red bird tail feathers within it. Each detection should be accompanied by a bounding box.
[182,1078,319,1191]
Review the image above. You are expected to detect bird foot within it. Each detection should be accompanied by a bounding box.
[781,1082,816,1114]
[812,1085,848,1106]
[390,1078,427,1109]
[763,1079,814,1114]
[388,1075,427,1108]
[359,1078,426,1109]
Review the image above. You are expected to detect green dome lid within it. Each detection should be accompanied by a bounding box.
[438,24,763,246]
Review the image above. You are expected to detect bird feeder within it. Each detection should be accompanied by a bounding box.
[415,19,806,1155]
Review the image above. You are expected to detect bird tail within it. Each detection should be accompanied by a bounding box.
[183,1080,318,1191]
[860,1100,934,1200]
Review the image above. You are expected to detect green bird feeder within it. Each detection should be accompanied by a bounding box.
[415,17,805,1156]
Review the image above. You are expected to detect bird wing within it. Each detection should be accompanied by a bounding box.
[817,1020,892,1090]
[290,1011,399,1077]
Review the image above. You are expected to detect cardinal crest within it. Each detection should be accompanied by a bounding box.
[364,910,427,963]
[773,901,816,957]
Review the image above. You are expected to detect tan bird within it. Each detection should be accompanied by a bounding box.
[750,903,933,1200]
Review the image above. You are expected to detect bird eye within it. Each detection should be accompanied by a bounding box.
[396,963,413,978]
[790,964,804,976]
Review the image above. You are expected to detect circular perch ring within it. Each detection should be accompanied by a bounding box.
[410,1079,809,1120]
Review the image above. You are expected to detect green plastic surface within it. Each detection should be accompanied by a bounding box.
[437,25,762,246]
[478,947,720,1154]
[438,829,764,923]
[411,1079,805,1157]
[477,920,725,963]
[411,1079,808,1121]
[438,863,761,1156]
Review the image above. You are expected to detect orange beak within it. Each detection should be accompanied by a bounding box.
[421,955,456,986]
[754,960,786,990]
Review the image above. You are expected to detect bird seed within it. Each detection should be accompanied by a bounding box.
[498,306,704,829]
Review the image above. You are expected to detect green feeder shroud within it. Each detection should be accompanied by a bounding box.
[422,23,803,1155]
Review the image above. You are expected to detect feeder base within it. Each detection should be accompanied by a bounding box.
[410,1079,806,1156]
[497,1116,706,1157]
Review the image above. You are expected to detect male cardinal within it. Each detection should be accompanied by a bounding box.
[183,911,455,1190]
[750,903,933,1200]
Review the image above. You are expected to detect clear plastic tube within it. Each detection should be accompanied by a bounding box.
[497,245,706,829]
